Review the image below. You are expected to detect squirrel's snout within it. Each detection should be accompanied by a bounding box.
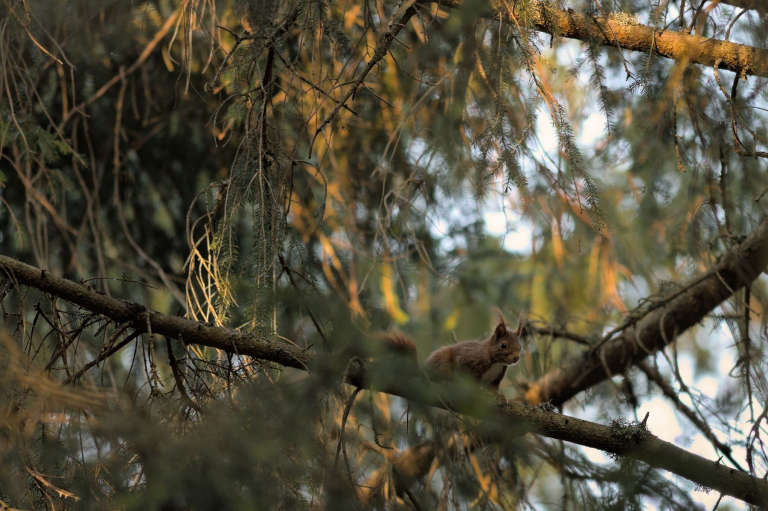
[510,355,519,364]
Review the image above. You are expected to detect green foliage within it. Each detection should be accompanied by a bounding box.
[1,0,767,508]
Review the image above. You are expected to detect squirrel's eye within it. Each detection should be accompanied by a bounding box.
[500,343,508,349]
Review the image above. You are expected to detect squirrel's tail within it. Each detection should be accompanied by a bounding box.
[380,332,418,359]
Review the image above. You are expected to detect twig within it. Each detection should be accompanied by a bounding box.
[638,360,745,471]
[60,9,181,128]
[66,330,142,384]
[166,338,202,413]
[309,0,420,156]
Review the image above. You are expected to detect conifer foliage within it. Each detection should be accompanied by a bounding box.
[1,0,768,508]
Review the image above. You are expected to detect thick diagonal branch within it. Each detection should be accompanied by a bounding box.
[1,254,768,505]
[524,218,768,406]
[525,6,768,77]
[439,1,768,77]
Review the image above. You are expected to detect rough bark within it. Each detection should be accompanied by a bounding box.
[437,0,768,77]
[529,9,767,77]
[523,218,768,406]
[499,400,768,506]
[2,253,768,505]
[0,255,312,371]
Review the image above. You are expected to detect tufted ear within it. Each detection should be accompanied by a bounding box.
[493,321,508,341]
[515,313,527,336]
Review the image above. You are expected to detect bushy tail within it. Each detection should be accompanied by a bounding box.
[380,332,418,360]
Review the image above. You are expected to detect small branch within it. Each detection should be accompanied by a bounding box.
[638,360,745,471]
[60,9,181,127]
[166,338,202,413]
[274,49,359,117]
[309,0,420,156]
[66,330,142,384]
[528,325,593,346]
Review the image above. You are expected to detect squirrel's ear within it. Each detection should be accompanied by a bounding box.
[493,321,508,341]
[515,314,527,336]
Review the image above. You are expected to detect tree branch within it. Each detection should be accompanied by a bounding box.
[1,253,768,505]
[638,360,744,471]
[59,8,181,127]
[498,400,768,506]
[309,0,419,156]
[439,1,768,77]
[718,0,765,11]
[0,254,312,371]
[523,218,768,406]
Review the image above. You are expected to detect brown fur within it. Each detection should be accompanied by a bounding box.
[382,332,419,357]
[383,317,525,392]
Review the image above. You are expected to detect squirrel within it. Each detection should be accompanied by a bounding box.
[382,315,525,392]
